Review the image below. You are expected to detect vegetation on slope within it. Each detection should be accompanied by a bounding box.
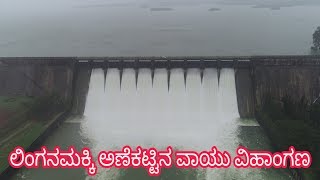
[256,94,320,179]
[0,93,69,174]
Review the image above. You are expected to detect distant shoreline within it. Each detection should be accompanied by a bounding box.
[208,8,221,12]
[150,7,174,12]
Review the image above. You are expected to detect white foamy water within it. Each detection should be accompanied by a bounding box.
[78,68,291,180]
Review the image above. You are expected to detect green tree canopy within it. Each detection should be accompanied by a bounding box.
[311,26,320,53]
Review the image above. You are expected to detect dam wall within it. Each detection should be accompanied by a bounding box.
[1,56,320,118]
[236,57,320,118]
[0,60,75,102]
[235,68,255,118]
[236,66,320,118]
[254,66,320,108]
[71,66,91,115]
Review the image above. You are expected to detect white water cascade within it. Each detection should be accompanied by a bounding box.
[80,68,288,180]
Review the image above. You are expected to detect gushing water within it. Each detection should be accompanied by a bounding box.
[80,68,281,180]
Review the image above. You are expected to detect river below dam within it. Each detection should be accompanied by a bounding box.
[11,68,292,180]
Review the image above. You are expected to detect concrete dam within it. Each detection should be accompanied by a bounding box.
[0,56,320,180]
[1,56,320,118]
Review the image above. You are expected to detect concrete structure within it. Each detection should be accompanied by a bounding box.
[1,55,320,118]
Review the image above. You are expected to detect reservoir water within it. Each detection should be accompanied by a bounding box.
[11,68,292,180]
[1,0,320,56]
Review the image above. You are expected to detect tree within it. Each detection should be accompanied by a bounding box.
[311,26,320,54]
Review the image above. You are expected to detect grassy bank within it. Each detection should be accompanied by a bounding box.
[256,95,320,180]
[0,122,43,173]
[0,95,68,174]
[0,96,34,137]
